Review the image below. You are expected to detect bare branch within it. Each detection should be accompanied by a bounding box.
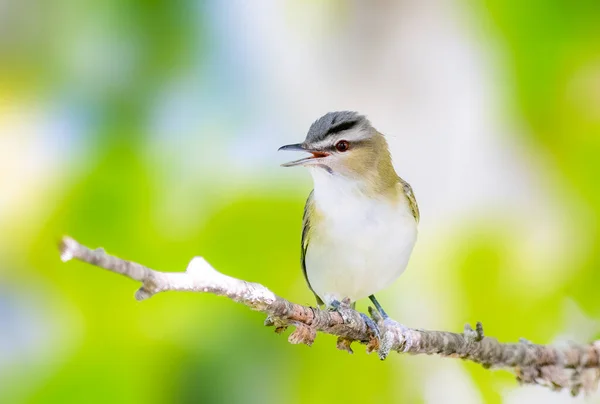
[59,236,600,395]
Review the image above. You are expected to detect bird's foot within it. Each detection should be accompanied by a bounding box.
[327,297,352,311]
[360,312,381,341]
[328,298,379,344]
[328,299,341,311]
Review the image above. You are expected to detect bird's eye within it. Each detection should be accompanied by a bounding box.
[335,140,350,152]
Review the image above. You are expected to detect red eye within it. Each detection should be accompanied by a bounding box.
[335,140,350,152]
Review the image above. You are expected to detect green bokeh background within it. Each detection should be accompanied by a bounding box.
[1,1,599,403]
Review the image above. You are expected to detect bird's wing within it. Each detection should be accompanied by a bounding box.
[399,178,420,223]
[301,190,324,306]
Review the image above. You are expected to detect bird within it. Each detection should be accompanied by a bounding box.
[279,111,419,321]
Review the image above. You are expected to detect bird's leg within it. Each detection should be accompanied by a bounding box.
[368,295,388,319]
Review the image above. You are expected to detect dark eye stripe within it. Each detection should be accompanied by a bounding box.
[325,120,359,136]
[323,138,369,152]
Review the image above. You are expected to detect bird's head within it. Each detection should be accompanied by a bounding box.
[279,111,396,184]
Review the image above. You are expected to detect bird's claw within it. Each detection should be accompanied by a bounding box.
[328,299,341,311]
[360,312,380,341]
[328,299,380,342]
[328,298,352,311]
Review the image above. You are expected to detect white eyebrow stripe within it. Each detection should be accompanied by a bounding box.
[309,139,332,150]
[308,127,371,150]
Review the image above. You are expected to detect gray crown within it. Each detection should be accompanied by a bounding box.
[306,111,368,144]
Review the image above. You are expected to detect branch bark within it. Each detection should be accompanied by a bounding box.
[59,236,600,396]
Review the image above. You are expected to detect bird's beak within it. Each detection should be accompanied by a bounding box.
[278,143,330,167]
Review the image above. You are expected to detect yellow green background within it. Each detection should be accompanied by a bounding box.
[1,1,599,403]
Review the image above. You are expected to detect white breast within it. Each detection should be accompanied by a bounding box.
[305,169,418,306]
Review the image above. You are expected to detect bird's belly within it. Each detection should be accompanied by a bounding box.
[305,208,417,306]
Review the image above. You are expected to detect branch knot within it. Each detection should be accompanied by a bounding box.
[464,322,484,343]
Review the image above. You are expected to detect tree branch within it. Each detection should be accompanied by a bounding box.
[59,236,600,396]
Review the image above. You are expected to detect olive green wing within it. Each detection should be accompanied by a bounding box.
[301,190,324,306]
[399,178,420,223]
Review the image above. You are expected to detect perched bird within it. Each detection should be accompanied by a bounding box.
[279,111,419,319]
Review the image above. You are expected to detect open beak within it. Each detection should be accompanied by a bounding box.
[278,143,330,167]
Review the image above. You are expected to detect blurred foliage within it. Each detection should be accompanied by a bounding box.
[0,0,599,403]
[481,0,600,313]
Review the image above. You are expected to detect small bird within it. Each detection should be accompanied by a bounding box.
[279,111,419,320]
